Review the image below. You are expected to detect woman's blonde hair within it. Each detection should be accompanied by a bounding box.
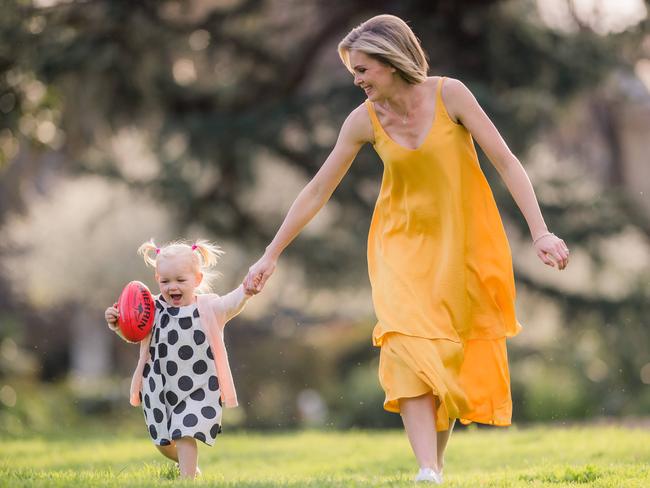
[338,14,429,85]
[138,238,224,294]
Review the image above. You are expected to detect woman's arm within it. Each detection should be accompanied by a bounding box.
[443,78,569,270]
[244,105,372,291]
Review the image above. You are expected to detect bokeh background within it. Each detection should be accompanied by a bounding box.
[0,0,649,436]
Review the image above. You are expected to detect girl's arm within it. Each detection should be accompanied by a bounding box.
[244,104,372,291]
[443,78,569,270]
[129,332,152,406]
[220,284,252,323]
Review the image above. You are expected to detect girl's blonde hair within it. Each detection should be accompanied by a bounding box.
[338,14,429,85]
[138,238,224,294]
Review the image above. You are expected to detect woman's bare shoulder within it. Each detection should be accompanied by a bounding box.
[341,102,374,146]
[439,77,472,123]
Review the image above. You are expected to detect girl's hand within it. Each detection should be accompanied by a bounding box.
[105,304,119,331]
[129,375,142,407]
[534,233,569,270]
[244,253,277,294]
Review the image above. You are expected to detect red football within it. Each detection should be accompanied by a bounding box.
[117,281,155,343]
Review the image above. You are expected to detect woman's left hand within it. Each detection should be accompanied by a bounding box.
[534,233,569,270]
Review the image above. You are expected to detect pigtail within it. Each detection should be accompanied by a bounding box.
[191,239,224,293]
[192,239,224,268]
[138,239,158,268]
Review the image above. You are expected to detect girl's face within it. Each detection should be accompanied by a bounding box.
[349,50,397,101]
[155,255,202,307]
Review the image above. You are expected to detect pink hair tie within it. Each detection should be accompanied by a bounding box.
[191,244,198,251]
[155,248,161,255]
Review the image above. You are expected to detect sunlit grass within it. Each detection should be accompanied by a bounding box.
[1,426,649,487]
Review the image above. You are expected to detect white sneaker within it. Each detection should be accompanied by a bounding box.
[415,467,443,483]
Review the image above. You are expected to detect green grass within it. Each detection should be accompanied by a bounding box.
[1,426,649,487]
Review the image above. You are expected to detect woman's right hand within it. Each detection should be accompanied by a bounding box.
[105,304,119,331]
[244,253,277,294]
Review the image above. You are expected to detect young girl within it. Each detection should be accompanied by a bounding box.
[105,239,257,479]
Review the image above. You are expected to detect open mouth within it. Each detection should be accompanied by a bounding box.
[169,293,183,304]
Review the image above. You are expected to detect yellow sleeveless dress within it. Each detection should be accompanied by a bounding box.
[366,77,522,431]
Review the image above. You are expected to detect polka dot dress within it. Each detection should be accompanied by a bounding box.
[140,295,223,446]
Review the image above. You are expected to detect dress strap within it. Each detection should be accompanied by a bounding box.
[435,76,446,113]
[364,100,383,143]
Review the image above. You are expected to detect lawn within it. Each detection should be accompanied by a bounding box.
[1,425,649,487]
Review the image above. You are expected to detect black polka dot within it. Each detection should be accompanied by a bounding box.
[194,432,206,442]
[153,408,164,423]
[149,346,156,360]
[149,424,158,439]
[183,414,198,427]
[148,377,155,392]
[153,359,161,375]
[144,394,151,408]
[167,330,179,345]
[210,423,222,437]
[178,376,194,392]
[174,400,187,414]
[171,429,182,440]
[208,375,219,391]
[156,301,164,311]
[162,375,167,387]
[166,391,179,405]
[143,364,151,378]
[160,439,171,446]
[178,345,193,360]
[167,416,172,429]
[158,343,168,358]
[193,330,206,345]
[166,361,178,376]
[160,314,170,328]
[218,396,223,407]
[179,317,192,330]
[168,307,180,316]
[201,406,217,419]
[206,346,214,360]
[154,327,160,343]
[159,391,165,403]
[192,360,207,375]
[190,389,205,401]
[143,409,148,420]
[193,308,200,318]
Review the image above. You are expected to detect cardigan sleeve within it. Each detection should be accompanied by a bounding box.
[217,285,251,324]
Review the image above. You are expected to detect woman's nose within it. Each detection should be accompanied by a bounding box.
[354,75,362,86]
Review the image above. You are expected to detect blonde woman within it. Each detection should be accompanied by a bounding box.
[244,14,569,484]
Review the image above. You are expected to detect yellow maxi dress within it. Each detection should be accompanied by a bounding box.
[366,77,522,431]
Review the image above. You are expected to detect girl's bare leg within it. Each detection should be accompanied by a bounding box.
[156,443,178,462]
[175,437,198,479]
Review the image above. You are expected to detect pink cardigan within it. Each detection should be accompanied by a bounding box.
[129,285,250,408]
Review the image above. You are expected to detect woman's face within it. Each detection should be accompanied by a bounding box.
[349,50,396,101]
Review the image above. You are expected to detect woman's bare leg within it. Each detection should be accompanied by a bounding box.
[436,416,456,473]
[399,393,438,470]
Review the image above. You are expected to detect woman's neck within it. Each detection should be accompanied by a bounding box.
[382,79,424,119]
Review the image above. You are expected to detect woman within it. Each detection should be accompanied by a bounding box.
[244,14,569,484]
